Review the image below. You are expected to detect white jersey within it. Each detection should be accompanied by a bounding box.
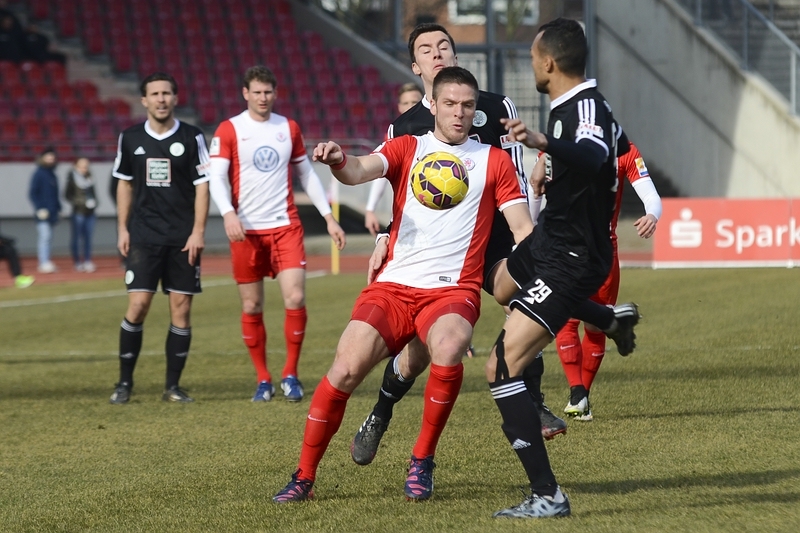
[208,111,313,232]
[373,132,526,291]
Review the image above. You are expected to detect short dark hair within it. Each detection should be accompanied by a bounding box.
[408,23,457,64]
[431,66,478,100]
[243,65,278,90]
[140,72,178,96]
[537,18,587,77]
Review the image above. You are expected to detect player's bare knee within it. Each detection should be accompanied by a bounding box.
[241,300,262,315]
[283,291,305,309]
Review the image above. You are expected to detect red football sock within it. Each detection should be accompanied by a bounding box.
[241,312,270,383]
[283,307,307,379]
[556,319,583,388]
[581,329,607,391]
[412,363,463,459]
[297,376,350,481]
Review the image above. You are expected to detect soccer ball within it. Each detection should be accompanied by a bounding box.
[409,151,470,210]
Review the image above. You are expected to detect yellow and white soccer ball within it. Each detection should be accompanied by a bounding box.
[409,151,470,210]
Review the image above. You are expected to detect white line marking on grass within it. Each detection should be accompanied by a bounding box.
[0,271,328,309]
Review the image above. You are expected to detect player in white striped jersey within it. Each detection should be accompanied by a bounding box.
[209,66,346,404]
[274,67,534,504]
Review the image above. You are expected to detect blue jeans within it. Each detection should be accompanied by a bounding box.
[70,213,96,264]
[37,220,53,265]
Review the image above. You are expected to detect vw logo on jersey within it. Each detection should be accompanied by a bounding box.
[169,142,185,157]
[472,110,488,127]
[553,120,563,139]
[254,146,280,172]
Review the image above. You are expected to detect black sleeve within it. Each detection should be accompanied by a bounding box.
[544,134,607,175]
[617,125,631,157]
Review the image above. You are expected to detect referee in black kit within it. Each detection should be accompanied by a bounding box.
[109,72,211,404]
[487,18,641,518]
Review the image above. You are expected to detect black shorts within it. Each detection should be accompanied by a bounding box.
[482,210,515,295]
[505,233,607,336]
[125,243,201,295]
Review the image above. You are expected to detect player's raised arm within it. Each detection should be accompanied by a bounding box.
[312,141,385,186]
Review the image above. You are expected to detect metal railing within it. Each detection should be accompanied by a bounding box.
[676,0,800,114]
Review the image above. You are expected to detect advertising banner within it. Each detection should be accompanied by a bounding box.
[653,199,800,268]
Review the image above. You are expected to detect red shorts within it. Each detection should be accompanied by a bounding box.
[351,282,481,355]
[590,249,620,306]
[230,224,306,283]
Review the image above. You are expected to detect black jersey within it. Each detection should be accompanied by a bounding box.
[387,90,525,181]
[113,120,211,246]
[535,80,620,272]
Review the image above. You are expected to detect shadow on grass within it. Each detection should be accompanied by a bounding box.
[610,405,800,420]
[579,491,800,517]
[570,468,800,495]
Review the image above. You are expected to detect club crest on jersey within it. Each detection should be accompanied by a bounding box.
[276,132,287,142]
[472,110,488,127]
[169,142,185,157]
[254,146,280,172]
[553,120,563,139]
[146,158,171,187]
[462,158,476,171]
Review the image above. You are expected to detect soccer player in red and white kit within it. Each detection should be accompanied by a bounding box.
[208,66,346,403]
[557,141,661,420]
[274,67,534,503]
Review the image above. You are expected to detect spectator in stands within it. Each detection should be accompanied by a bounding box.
[22,24,67,64]
[363,82,424,235]
[65,157,98,273]
[28,147,61,274]
[0,225,34,289]
[0,13,23,62]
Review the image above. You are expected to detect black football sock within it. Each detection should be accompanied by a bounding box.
[372,355,415,420]
[489,376,557,493]
[522,352,544,403]
[119,318,143,386]
[165,324,191,389]
[573,300,615,331]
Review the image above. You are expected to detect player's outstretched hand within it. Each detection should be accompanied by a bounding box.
[327,218,346,251]
[500,118,548,151]
[182,231,205,266]
[364,211,380,236]
[313,141,344,167]
[367,235,389,284]
[223,212,246,242]
[634,214,658,238]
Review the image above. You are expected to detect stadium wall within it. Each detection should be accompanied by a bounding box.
[595,0,800,198]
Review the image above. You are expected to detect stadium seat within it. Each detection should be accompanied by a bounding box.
[47,120,69,141]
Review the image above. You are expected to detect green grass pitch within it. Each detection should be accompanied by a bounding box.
[1,268,799,532]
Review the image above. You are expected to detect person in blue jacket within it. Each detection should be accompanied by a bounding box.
[28,147,61,273]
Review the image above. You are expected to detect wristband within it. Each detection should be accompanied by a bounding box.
[375,232,389,245]
[330,152,347,170]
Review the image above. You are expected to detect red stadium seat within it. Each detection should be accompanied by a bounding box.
[70,122,93,140]
[47,120,69,141]
[22,122,45,141]
[106,99,131,118]
[30,0,50,20]
[20,62,45,85]
[0,121,19,141]
[43,61,67,83]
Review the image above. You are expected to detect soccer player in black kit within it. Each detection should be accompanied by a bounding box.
[350,23,567,470]
[109,72,211,404]
[487,18,640,518]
